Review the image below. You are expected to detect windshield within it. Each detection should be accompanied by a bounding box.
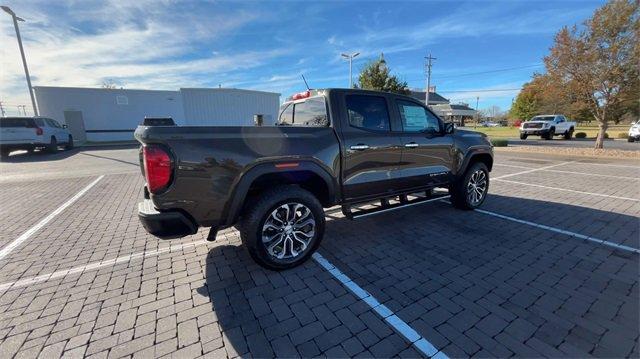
[530,116,555,122]
[0,118,36,128]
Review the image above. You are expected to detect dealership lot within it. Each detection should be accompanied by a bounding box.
[0,148,638,358]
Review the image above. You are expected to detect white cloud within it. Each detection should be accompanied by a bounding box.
[0,0,283,115]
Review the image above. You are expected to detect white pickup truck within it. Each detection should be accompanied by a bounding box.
[519,114,576,140]
[0,117,73,158]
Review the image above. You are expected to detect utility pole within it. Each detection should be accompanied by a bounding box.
[424,53,436,106]
[474,96,479,128]
[341,52,360,88]
[1,6,38,116]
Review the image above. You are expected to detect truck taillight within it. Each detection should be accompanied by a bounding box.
[143,145,172,193]
[35,127,43,136]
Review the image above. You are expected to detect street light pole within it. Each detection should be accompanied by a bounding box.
[2,6,38,116]
[341,52,360,88]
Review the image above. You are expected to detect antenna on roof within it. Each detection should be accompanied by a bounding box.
[301,74,310,91]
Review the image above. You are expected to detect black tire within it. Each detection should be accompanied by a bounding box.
[544,128,555,140]
[628,137,635,143]
[564,128,574,140]
[0,148,9,159]
[47,137,58,153]
[65,135,74,150]
[238,186,325,270]
[450,162,490,210]
[519,133,528,140]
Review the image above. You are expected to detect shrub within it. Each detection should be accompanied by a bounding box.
[575,132,587,138]
[617,133,628,139]
[604,132,609,139]
[491,138,508,147]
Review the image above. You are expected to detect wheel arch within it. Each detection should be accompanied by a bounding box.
[223,161,337,226]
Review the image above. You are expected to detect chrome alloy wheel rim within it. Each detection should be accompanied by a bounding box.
[467,169,487,205]
[262,203,315,260]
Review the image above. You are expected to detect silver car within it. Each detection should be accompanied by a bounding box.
[0,117,74,157]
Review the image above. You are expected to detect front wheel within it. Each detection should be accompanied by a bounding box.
[628,137,635,143]
[239,186,325,270]
[0,148,9,159]
[519,133,528,140]
[450,162,489,210]
[544,128,555,140]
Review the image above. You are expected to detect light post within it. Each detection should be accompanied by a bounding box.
[341,52,360,88]
[2,6,38,116]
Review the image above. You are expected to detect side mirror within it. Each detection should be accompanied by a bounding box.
[62,124,68,129]
[444,122,455,134]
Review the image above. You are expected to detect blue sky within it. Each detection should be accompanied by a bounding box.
[1,0,604,116]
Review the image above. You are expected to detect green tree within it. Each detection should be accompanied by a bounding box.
[357,54,410,95]
[510,84,539,121]
[545,0,639,148]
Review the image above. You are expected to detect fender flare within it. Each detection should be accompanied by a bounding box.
[458,147,493,177]
[222,160,338,226]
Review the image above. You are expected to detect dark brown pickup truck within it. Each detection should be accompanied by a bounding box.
[135,89,493,270]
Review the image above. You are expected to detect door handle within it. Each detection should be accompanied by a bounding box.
[404,142,419,148]
[350,144,370,151]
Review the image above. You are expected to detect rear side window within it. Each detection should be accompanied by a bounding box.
[397,100,440,133]
[278,97,329,126]
[345,95,390,131]
[0,118,35,128]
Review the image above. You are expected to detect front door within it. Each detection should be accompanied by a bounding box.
[340,94,403,201]
[394,99,454,191]
[64,111,87,142]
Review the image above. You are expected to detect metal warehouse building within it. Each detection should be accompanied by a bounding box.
[33,86,280,142]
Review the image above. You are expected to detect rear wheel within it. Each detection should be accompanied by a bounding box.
[450,162,489,210]
[47,137,58,153]
[564,128,574,140]
[239,186,325,270]
[519,133,528,140]
[65,135,74,150]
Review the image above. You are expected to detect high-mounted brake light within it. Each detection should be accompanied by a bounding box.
[143,146,172,193]
[291,90,311,100]
[35,127,43,136]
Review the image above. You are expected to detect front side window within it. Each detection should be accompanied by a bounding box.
[397,100,440,133]
[346,95,390,131]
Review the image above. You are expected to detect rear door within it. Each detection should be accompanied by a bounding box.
[339,93,403,201]
[393,99,454,190]
[0,118,38,144]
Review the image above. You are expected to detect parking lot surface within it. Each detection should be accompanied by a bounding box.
[0,147,638,358]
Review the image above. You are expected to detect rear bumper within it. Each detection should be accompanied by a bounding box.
[138,199,197,239]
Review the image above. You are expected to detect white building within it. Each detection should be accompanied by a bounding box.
[33,86,280,142]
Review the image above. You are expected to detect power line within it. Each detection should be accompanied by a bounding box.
[439,88,522,93]
[433,64,543,80]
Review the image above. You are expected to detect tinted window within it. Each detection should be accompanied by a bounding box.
[45,119,57,127]
[0,118,35,128]
[346,95,390,131]
[35,119,45,126]
[397,100,440,133]
[293,98,328,126]
[278,103,293,125]
[50,119,62,128]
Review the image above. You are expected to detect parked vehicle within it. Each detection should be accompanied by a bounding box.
[519,115,576,140]
[481,121,500,127]
[628,121,640,142]
[0,117,73,157]
[135,89,494,270]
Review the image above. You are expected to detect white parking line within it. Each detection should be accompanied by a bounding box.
[498,155,640,170]
[493,161,574,179]
[0,240,209,292]
[0,175,105,261]
[312,253,448,359]
[494,163,640,180]
[473,208,640,254]
[493,178,640,202]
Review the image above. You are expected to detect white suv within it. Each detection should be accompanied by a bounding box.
[0,117,74,158]
[628,122,640,142]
